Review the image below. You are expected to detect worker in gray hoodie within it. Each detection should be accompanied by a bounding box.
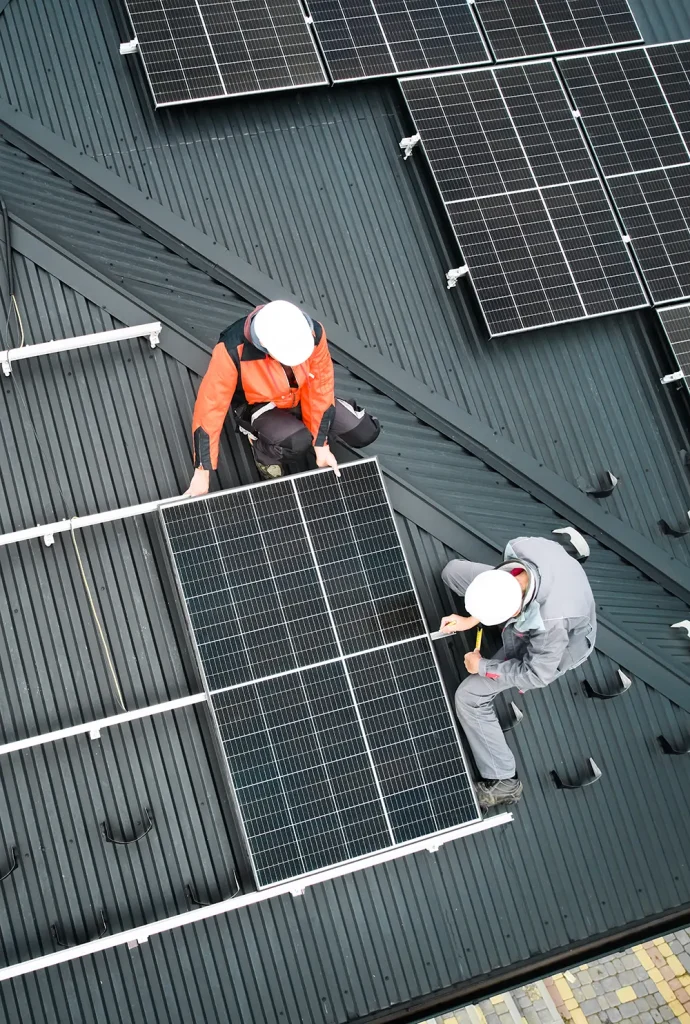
[440,537,596,810]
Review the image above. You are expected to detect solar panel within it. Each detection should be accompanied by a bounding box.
[124,0,327,107]
[559,47,690,302]
[306,0,490,82]
[608,167,690,303]
[399,62,647,335]
[473,0,641,62]
[559,49,690,176]
[648,42,690,151]
[658,303,690,379]
[160,460,479,887]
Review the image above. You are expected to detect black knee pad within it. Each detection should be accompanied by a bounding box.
[339,406,381,448]
[283,425,312,454]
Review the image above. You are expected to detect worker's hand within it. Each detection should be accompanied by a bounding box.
[314,444,341,478]
[464,651,481,675]
[184,467,210,497]
[440,614,478,634]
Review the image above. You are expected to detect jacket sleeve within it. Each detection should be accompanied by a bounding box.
[479,622,570,690]
[300,326,335,447]
[191,342,238,470]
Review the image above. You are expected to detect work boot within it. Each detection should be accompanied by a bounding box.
[475,778,523,809]
[254,458,284,481]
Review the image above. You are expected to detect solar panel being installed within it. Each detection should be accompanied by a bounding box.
[306,0,490,82]
[559,46,690,302]
[161,460,479,887]
[399,61,647,335]
[473,0,641,62]
[658,303,690,379]
[123,0,327,107]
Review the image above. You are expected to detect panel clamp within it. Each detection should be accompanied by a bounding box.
[119,39,139,55]
[399,134,420,159]
[446,266,468,289]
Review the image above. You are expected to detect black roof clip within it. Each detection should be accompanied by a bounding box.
[584,472,618,499]
[185,870,240,907]
[657,735,690,755]
[51,908,108,948]
[551,758,602,790]
[101,807,153,846]
[0,846,18,882]
[582,669,632,700]
[659,514,690,538]
[500,702,524,732]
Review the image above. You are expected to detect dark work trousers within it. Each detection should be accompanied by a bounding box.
[241,399,380,467]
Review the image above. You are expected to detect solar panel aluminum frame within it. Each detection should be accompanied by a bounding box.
[308,0,492,85]
[123,0,329,109]
[398,60,649,337]
[472,0,643,64]
[158,458,481,889]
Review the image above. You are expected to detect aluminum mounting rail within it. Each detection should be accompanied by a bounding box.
[0,322,161,375]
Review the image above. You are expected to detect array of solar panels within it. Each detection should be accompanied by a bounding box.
[400,62,646,335]
[124,0,642,106]
[161,460,479,887]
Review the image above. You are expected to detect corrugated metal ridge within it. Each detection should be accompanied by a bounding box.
[0,114,687,609]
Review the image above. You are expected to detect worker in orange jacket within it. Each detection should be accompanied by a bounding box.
[186,300,380,494]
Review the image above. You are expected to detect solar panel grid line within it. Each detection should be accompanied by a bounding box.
[647,41,690,152]
[472,0,556,62]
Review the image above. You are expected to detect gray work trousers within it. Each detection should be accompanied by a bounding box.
[442,558,517,781]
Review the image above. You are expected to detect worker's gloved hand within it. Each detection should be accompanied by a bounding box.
[184,467,210,497]
[440,614,479,634]
[314,444,341,478]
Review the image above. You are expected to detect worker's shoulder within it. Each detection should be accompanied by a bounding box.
[217,317,246,354]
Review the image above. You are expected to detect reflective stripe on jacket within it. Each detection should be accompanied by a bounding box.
[191,307,335,470]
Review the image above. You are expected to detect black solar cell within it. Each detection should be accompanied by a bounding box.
[474,0,641,61]
[648,42,690,152]
[307,0,489,82]
[161,461,479,887]
[124,0,327,106]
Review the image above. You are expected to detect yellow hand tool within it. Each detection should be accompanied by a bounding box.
[474,627,483,653]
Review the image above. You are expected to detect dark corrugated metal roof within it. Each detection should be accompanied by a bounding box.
[0,1,689,1021]
[0,225,687,1024]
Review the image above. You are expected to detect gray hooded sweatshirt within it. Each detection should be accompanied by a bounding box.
[479,537,597,690]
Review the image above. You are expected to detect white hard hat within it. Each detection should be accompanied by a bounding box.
[465,570,523,626]
[252,301,315,365]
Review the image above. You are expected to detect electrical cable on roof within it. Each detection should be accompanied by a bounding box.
[1,201,127,712]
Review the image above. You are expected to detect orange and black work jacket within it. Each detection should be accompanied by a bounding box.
[192,307,335,470]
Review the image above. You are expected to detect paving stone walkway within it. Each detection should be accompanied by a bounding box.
[422,930,690,1024]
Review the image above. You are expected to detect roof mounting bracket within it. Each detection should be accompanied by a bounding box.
[671,619,690,638]
[551,757,602,790]
[552,526,590,561]
[148,325,161,348]
[582,669,632,700]
[446,266,468,289]
[0,846,18,882]
[500,702,524,732]
[584,471,618,499]
[101,807,153,846]
[399,133,420,160]
[119,39,139,55]
[127,935,148,949]
[661,370,685,384]
[657,734,690,755]
[51,908,107,948]
[185,871,239,907]
[658,513,690,537]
